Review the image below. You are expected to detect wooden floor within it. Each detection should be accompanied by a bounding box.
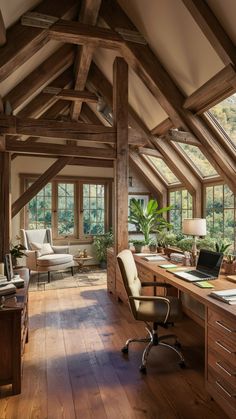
[0,284,227,419]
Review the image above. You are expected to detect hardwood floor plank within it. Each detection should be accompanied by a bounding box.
[0,283,226,419]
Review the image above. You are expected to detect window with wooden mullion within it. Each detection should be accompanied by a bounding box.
[81,182,106,236]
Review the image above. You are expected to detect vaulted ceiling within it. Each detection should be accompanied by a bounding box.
[0,0,236,204]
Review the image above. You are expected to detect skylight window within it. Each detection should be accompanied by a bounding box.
[208,93,236,145]
[177,143,217,177]
[145,156,180,185]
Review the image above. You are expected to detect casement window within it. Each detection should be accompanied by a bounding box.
[22,176,112,242]
[204,183,236,249]
[169,189,193,232]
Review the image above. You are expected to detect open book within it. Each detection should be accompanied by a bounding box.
[209,288,236,305]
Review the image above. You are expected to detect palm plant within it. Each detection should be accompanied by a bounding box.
[128,199,172,245]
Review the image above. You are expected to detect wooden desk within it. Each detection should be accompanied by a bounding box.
[134,255,236,419]
[0,269,29,395]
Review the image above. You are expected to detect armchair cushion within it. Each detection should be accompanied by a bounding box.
[37,253,73,267]
[30,242,54,256]
[52,245,69,254]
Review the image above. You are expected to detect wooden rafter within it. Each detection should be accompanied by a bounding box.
[0,9,6,46]
[182,0,236,66]
[138,147,163,158]
[0,0,78,82]
[11,153,113,168]
[3,45,75,113]
[151,118,173,136]
[0,115,116,143]
[70,0,101,121]
[12,157,72,218]
[6,141,116,160]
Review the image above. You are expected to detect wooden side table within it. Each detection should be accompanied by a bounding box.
[73,255,93,272]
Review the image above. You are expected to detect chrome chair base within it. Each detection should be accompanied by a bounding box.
[121,322,185,374]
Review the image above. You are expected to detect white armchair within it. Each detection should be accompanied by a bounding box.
[20,229,74,282]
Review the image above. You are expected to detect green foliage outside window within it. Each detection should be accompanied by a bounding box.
[169,190,193,233]
[209,93,236,144]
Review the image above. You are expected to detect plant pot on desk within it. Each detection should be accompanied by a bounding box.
[223,261,236,275]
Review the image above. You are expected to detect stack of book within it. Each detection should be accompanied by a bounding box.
[209,288,236,305]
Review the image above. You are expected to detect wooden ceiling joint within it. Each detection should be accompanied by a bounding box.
[167,129,201,146]
[42,87,98,103]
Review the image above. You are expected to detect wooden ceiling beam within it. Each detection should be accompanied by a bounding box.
[182,0,236,66]
[129,151,167,207]
[0,9,6,46]
[6,140,116,160]
[183,64,236,113]
[70,0,101,121]
[0,0,78,82]
[3,45,75,113]
[43,87,98,103]
[1,115,116,143]
[166,129,201,146]
[100,0,185,129]
[12,157,72,218]
[80,103,103,125]
[11,153,113,167]
[49,19,124,50]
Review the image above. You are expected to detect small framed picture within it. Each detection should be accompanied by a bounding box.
[4,254,14,281]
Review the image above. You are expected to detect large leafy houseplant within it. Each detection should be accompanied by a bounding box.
[128,199,172,245]
[93,230,113,267]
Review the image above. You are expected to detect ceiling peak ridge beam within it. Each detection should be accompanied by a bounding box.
[87,60,201,196]
[0,9,6,46]
[3,45,75,114]
[167,129,201,146]
[12,157,72,218]
[182,0,236,66]
[184,64,236,113]
[0,0,78,83]
[70,0,101,121]
[0,115,116,143]
[100,0,186,129]
[100,0,236,190]
[6,140,116,160]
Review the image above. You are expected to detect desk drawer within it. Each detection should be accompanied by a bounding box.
[208,366,236,411]
[208,348,236,390]
[208,309,236,344]
[208,327,236,367]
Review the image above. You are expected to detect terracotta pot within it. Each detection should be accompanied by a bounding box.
[224,261,236,275]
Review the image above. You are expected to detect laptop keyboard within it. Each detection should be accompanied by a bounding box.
[187,270,210,278]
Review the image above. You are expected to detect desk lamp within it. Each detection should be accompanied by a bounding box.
[182,218,206,265]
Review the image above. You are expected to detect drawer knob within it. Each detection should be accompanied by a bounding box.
[215,340,235,354]
[216,380,236,398]
[215,320,236,333]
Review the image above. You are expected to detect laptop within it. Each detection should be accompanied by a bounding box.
[174,249,223,282]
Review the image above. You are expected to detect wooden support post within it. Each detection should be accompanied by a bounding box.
[0,151,11,261]
[113,57,129,253]
[0,9,6,47]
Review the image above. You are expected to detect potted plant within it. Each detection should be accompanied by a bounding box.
[148,238,157,253]
[128,198,172,247]
[10,243,27,268]
[130,239,146,253]
[93,230,113,269]
[223,254,236,274]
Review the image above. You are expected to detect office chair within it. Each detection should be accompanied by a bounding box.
[117,249,185,373]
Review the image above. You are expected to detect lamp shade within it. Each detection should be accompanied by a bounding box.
[182,218,206,236]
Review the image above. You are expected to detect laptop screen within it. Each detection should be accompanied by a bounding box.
[196,249,223,276]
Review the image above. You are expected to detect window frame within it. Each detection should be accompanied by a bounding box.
[20,174,113,244]
[168,187,193,232]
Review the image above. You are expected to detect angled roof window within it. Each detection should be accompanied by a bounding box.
[145,156,180,185]
[177,143,217,178]
[207,93,236,146]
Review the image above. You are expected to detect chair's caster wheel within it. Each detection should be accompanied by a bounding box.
[179,360,186,369]
[121,346,128,354]
[175,341,182,349]
[139,365,147,374]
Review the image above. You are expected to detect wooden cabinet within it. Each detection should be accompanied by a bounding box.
[206,307,236,419]
[0,269,29,395]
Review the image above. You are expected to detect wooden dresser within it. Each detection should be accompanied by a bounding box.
[0,269,29,395]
